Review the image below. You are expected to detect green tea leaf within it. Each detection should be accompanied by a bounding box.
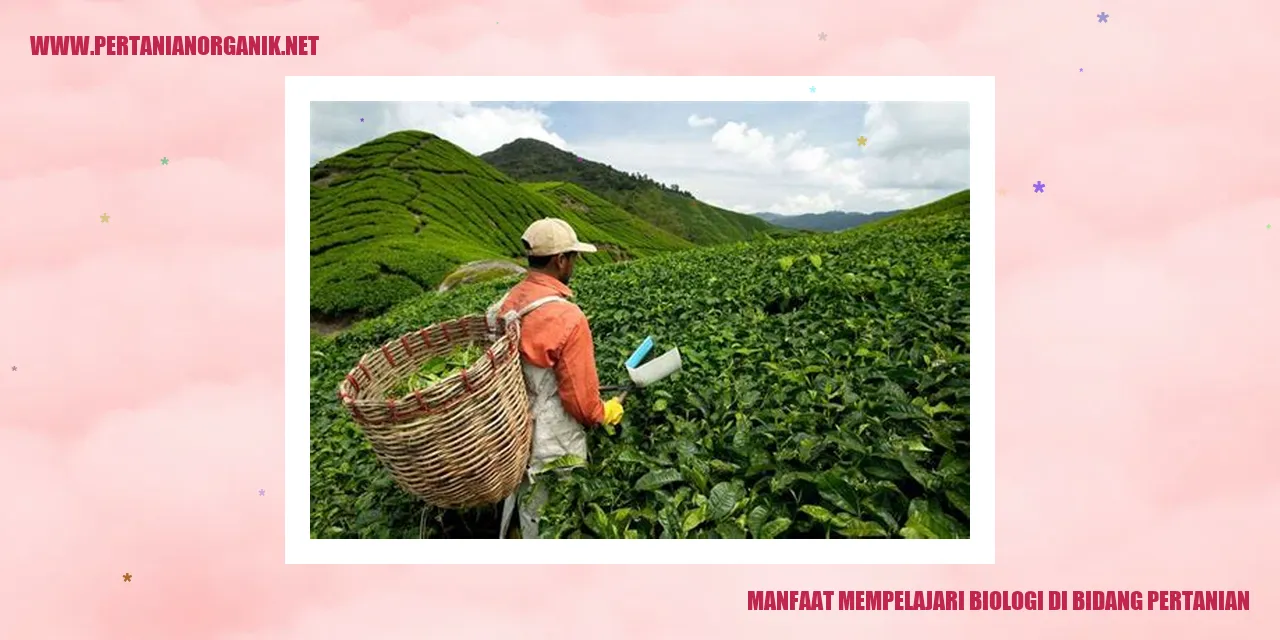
[945,489,970,519]
[816,472,862,514]
[905,438,932,453]
[681,506,707,534]
[798,504,835,523]
[707,482,745,520]
[386,344,485,398]
[634,469,684,492]
[716,521,747,539]
[759,517,792,539]
[899,499,967,539]
[542,454,587,472]
[746,505,771,538]
[613,448,649,465]
[831,513,888,538]
[584,504,612,538]
[681,462,709,494]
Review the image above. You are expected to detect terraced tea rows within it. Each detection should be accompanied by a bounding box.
[310,131,695,320]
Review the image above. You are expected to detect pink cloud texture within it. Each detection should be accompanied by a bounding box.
[2,0,1278,637]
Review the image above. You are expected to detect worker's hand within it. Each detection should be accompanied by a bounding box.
[602,396,625,427]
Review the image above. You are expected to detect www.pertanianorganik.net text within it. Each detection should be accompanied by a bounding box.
[30,35,319,56]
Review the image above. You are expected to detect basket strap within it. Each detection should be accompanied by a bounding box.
[516,295,570,319]
[485,291,514,332]
[487,294,569,342]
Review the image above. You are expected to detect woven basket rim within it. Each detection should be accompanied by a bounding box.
[338,315,520,412]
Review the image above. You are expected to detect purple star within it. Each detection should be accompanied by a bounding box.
[258,489,265,496]
[1097,12,1109,23]
[360,117,364,122]
[1033,181,1045,193]
[1079,68,1084,72]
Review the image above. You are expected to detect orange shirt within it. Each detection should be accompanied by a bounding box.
[499,271,606,427]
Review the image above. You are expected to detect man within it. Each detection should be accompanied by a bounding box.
[487,218,625,539]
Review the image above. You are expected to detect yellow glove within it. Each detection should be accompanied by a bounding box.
[602,396,624,427]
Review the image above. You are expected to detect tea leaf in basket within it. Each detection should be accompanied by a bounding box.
[387,344,486,398]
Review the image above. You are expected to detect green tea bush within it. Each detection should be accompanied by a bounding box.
[310,190,971,539]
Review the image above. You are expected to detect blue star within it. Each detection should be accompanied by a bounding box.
[1097,12,1109,23]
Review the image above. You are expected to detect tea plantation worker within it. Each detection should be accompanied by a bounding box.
[487,218,626,539]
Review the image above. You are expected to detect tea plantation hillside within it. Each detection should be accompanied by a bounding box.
[310,189,972,539]
[481,138,792,245]
[310,130,693,320]
[523,181,697,258]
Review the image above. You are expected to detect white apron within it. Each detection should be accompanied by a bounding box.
[486,292,590,539]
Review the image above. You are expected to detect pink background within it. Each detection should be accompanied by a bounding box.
[2,0,1277,637]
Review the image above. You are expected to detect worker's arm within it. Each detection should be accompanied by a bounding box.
[553,314,606,427]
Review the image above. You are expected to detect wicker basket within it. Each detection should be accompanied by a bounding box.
[337,315,533,509]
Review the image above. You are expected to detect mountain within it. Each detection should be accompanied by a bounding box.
[309,130,694,320]
[751,209,903,232]
[479,138,791,245]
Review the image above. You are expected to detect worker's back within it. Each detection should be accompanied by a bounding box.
[494,270,604,429]
[498,272,584,370]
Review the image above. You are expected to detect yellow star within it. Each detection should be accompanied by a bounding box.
[998,188,1008,196]
[857,136,868,147]
[122,573,132,582]
[100,213,110,223]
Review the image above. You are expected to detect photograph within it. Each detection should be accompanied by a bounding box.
[303,89,976,545]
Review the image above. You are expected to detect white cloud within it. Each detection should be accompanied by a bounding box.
[708,123,808,170]
[700,107,968,213]
[708,121,866,201]
[783,146,829,173]
[861,101,970,158]
[767,192,842,215]
[710,122,779,165]
[780,131,806,150]
[687,114,717,128]
[308,102,568,165]
[393,102,569,155]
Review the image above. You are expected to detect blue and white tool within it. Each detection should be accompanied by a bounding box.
[603,336,682,397]
[627,346,682,388]
[625,336,655,369]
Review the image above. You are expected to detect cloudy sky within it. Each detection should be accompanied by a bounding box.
[310,101,969,215]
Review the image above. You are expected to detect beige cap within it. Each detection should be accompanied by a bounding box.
[521,218,598,257]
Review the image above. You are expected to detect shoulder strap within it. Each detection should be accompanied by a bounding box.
[486,290,514,332]
[488,293,573,337]
[517,295,571,318]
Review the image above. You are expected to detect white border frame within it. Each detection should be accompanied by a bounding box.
[285,76,995,565]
